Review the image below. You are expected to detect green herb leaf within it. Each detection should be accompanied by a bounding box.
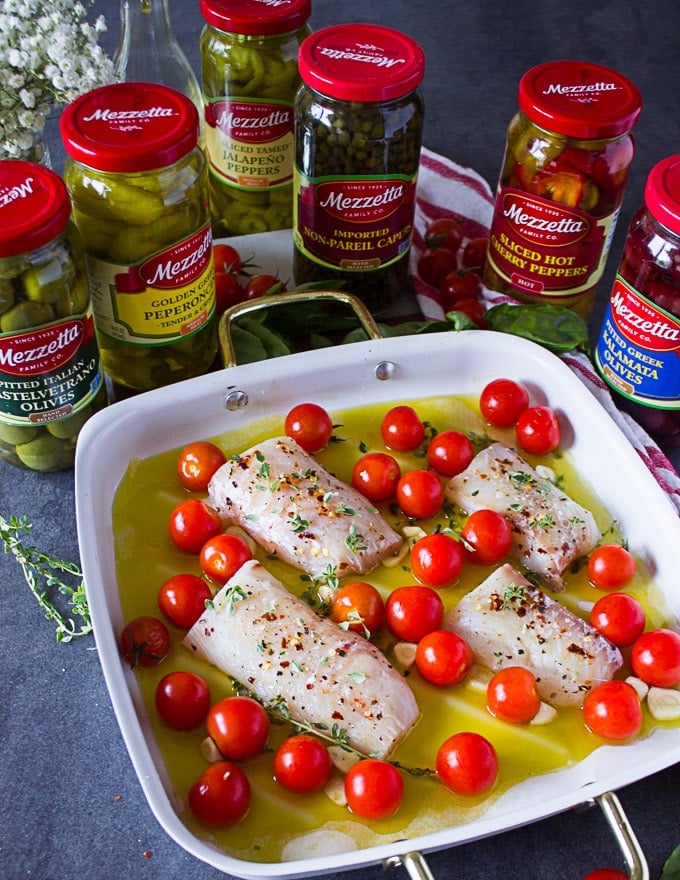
[660,844,680,880]
[485,303,589,354]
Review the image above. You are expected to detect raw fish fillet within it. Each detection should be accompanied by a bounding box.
[184,560,419,758]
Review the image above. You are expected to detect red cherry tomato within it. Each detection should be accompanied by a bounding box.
[436,731,499,795]
[589,592,645,647]
[245,273,287,299]
[284,402,333,453]
[273,735,332,794]
[351,452,401,503]
[424,216,464,253]
[460,509,513,566]
[486,666,541,723]
[426,430,474,477]
[331,581,384,636]
[417,247,458,288]
[396,469,444,520]
[157,572,212,628]
[380,405,425,452]
[587,544,636,590]
[176,441,226,493]
[415,630,473,686]
[206,696,270,761]
[119,615,170,668]
[199,533,252,584]
[479,378,530,427]
[410,533,465,587]
[213,243,243,275]
[213,244,246,314]
[168,499,222,554]
[439,270,482,308]
[461,236,489,270]
[450,298,487,327]
[188,761,250,826]
[630,628,680,687]
[344,759,404,820]
[583,680,643,740]
[515,405,561,455]
[385,585,444,642]
[155,670,211,730]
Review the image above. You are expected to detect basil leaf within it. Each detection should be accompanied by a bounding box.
[660,844,680,880]
[485,303,589,354]
[232,320,292,363]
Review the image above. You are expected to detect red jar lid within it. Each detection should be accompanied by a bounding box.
[518,60,642,140]
[0,161,71,258]
[60,83,198,173]
[298,24,425,103]
[200,0,310,36]
[645,154,680,235]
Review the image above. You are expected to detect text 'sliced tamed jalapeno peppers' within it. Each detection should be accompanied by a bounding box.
[199,0,312,237]
[595,155,680,448]
[483,60,642,320]
[293,23,425,315]
[59,82,218,394]
[0,161,107,472]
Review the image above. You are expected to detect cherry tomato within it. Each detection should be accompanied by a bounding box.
[486,666,541,723]
[630,628,680,687]
[385,585,444,642]
[515,405,561,455]
[461,236,489,270]
[120,616,170,668]
[436,731,499,795]
[439,270,482,308]
[331,581,384,636]
[587,544,636,590]
[417,247,458,288]
[176,441,226,493]
[410,533,465,587]
[426,430,474,477]
[582,870,628,880]
[155,670,211,730]
[380,405,425,452]
[284,402,333,453]
[351,452,401,503]
[449,297,487,327]
[396,469,444,520]
[344,759,404,820]
[157,572,212,629]
[460,509,513,566]
[199,533,252,584]
[213,244,246,314]
[188,761,250,826]
[273,735,332,794]
[479,378,530,427]
[583,680,643,740]
[424,216,463,253]
[245,273,287,299]
[206,696,270,761]
[213,243,243,275]
[589,592,645,647]
[168,499,222,554]
[415,630,473,686]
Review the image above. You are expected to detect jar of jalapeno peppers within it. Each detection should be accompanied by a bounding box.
[0,162,107,471]
[594,155,680,447]
[60,82,218,395]
[483,60,642,319]
[293,24,425,315]
[199,0,311,237]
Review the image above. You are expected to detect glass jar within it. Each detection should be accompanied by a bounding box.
[594,155,680,447]
[60,82,218,394]
[199,0,311,237]
[293,24,425,316]
[0,161,107,471]
[483,60,642,319]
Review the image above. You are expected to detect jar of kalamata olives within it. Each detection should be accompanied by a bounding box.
[0,162,107,471]
[199,0,311,237]
[594,155,680,447]
[293,24,425,315]
[483,60,642,319]
[60,82,218,395]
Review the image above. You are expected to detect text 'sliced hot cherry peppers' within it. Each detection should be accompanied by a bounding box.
[483,60,642,320]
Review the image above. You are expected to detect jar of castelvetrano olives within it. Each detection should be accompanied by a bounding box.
[199,0,312,236]
[293,24,425,315]
[60,82,218,394]
[483,60,642,319]
[0,162,107,471]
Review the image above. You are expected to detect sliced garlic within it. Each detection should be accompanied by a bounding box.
[324,775,347,806]
[200,736,223,763]
[384,526,428,568]
[531,701,558,725]
[625,675,649,701]
[465,666,492,694]
[328,745,360,774]
[393,641,418,669]
[647,686,680,721]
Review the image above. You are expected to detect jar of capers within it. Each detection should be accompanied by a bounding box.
[60,82,218,394]
[199,0,311,237]
[293,24,425,315]
[0,161,107,472]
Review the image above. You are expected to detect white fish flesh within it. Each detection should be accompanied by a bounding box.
[184,559,419,758]
[208,436,403,579]
[444,563,623,706]
[445,442,600,590]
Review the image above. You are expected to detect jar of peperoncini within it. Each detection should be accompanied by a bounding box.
[293,24,425,315]
[199,0,311,237]
[483,60,642,319]
[60,82,218,394]
[0,161,107,471]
